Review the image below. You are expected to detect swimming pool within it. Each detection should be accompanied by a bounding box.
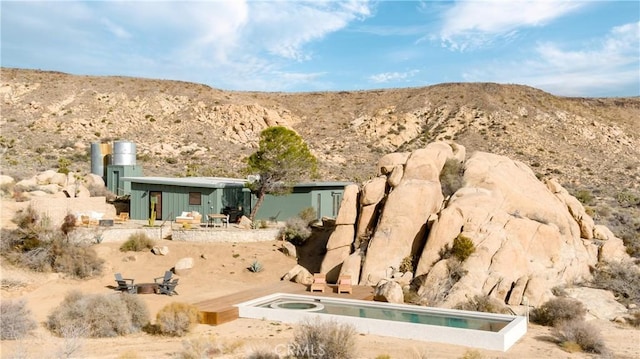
[236,293,527,351]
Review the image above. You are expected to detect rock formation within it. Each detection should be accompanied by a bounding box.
[314,141,629,308]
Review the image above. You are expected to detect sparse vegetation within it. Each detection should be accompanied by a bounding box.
[454,295,510,314]
[291,318,357,359]
[531,297,586,326]
[440,234,476,262]
[440,158,465,198]
[590,261,640,305]
[46,291,149,338]
[248,260,264,273]
[280,216,312,246]
[120,232,155,252]
[2,207,104,278]
[298,207,317,224]
[553,319,608,354]
[153,302,201,337]
[1,299,38,340]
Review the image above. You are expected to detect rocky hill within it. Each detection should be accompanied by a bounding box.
[1,67,639,246]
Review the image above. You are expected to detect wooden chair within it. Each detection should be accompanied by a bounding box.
[154,270,173,286]
[337,274,353,294]
[310,273,327,293]
[114,273,136,294]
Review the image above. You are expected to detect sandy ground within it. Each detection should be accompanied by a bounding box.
[1,199,639,359]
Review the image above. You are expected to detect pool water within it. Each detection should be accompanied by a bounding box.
[261,299,508,332]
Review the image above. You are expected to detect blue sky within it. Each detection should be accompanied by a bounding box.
[2,1,639,97]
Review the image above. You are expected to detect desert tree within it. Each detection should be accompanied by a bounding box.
[245,126,317,222]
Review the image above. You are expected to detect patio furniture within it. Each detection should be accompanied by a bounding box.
[114,273,136,294]
[176,211,202,224]
[114,212,129,223]
[310,273,327,293]
[158,279,179,296]
[337,274,353,294]
[207,214,229,228]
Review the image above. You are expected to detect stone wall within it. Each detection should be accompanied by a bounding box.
[171,228,281,243]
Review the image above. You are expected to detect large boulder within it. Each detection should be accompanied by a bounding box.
[174,257,194,275]
[334,184,359,225]
[281,264,314,286]
[373,279,404,304]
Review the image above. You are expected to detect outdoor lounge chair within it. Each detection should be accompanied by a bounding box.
[154,270,173,286]
[337,274,353,294]
[310,273,327,293]
[114,273,136,294]
[158,278,179,296]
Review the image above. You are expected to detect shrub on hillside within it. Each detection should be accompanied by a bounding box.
[591,261,640,305]
[553,319,608,354]
[0,299,37,340]
[49,237,104,278]
[454,295,510,314]
[120,232,155,252]
[291,318,357,359]
[531,297,586,326]
[280,217,312,246]
[440,158,465,198]
[451,234,475,262]
[154,302,201,337]
[47,291,149,338]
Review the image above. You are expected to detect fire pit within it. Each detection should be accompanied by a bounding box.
[136,283,159,294]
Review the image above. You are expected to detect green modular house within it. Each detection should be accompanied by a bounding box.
[121,176,352,223]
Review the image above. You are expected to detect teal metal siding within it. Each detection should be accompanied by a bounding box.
[255,186,347,221]
[106,165,143,195]
[129,183,243,222]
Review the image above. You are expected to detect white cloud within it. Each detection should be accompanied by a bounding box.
[462,21,640,96]
[369,70,420,83]
[437,0,585,51]
[101,18,131,39]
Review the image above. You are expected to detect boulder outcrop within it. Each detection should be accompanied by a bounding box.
[307,142,630,309]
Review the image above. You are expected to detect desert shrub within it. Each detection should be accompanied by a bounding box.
[454,295,510,314]
[399,255,414,273]
[452,234,475,262]
[174,335,224,359]
[531,297,586,326]
[0,299,37,340]
[12,204,40,231]
[553,319,608,354]
[291,318,357,359]
[298,207,317,224]
[155,302,201,337]
[280,217,312,246]
[459,350,484,359]
[60,213,77,236]
[591,261,640,305]
[120,232,155,252]
[47,291,149,338]
[574,189,594,205]
[49,237,104,278]
[248,260,264,273]
[440,158,465,198]
[627,311,640,327]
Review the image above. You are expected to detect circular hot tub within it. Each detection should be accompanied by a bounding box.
[270,300,325,312]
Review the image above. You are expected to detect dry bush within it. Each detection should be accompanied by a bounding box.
[119,232,155,252]
[590,261,640,305]
[531,297,586,326]
[291,318,357,359]
[46,291,149,338]
[298,207,317,224]
[627,311,640,327]
[454,295,510,314]
[246,348,280,359]
[0,299,37,340]
[60,213,77,236]
[419,259,467,306]
[459,350,484,359]
[155,302,201,337]
[174,335,223,359]
[553,319,608,354]
[440,158,465,198]
[280,217,312,246]
[49,238,104,278]
[451,234,475,262]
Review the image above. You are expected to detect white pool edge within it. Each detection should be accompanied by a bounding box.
[235,293,527,352]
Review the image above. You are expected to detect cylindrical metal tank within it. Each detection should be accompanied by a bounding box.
[90,142,112,178]
[112,141,136,166]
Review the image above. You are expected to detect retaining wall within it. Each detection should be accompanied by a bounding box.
[171,228,281,243]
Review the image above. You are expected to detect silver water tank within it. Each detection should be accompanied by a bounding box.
[112,141,136,166]
[90,142,112,178]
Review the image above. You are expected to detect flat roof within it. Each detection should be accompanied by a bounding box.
[122,177,353,189]
[121,176,247,188]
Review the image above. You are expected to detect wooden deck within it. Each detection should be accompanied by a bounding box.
[194,280,375,325]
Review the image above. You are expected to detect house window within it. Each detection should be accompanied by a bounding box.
[189,192,201,205]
